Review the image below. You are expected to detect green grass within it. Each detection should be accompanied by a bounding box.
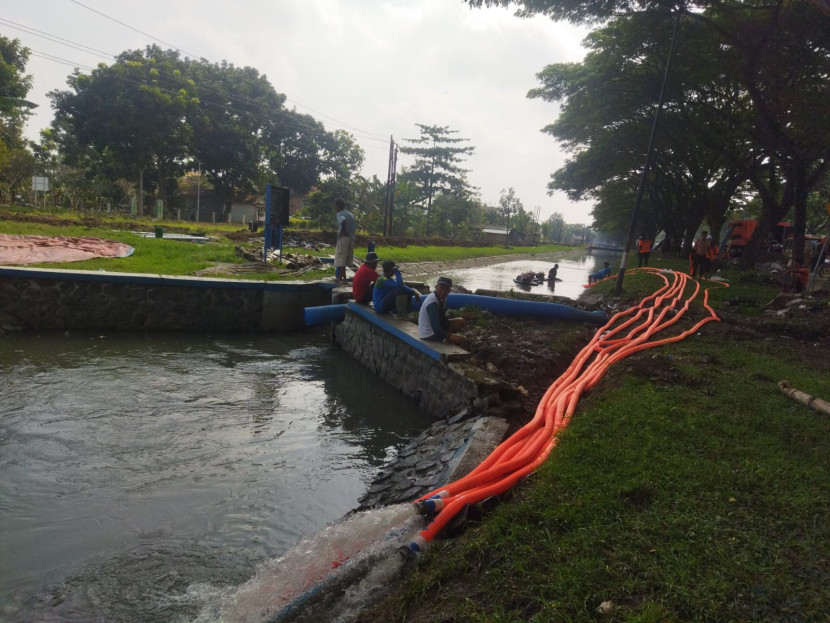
[0,219,253,276]
[0,214,572,280]
[585,252,782,314]
[361,325,830,622]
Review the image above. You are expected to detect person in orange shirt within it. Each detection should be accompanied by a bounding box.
[692,231,713,279]
[706,234,719,267]
[636,234,652,267]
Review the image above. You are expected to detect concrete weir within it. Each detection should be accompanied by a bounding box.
[0,266,335,332]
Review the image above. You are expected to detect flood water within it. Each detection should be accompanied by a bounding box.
[0,251,614,621]
[0,330,430,622]
[421,252,618,300]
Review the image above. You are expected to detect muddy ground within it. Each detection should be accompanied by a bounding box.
[450,284,830,423]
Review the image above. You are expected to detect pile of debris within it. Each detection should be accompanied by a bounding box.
[234,245,332,274]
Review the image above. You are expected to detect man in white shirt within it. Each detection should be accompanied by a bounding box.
[418,276,465,345]
[333,198,356,283]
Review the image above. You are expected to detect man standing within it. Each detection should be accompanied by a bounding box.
[637,234,652,267]
[692,231,712,280]
[352,251,380,304]
[418,276,466,345]
[373,260,420,314]
[334,198,356,283]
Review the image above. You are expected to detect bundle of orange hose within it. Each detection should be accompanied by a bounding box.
[409,268,727,551]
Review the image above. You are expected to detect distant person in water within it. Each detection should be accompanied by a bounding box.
[547,264,559,280]
[588,261,612,284]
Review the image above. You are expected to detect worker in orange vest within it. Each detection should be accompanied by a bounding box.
[636,234,652,267]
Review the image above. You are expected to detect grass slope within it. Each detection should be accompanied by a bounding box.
[358,304,830,622]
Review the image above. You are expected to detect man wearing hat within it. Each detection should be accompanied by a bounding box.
[352,251,380,305]
[418,276,465,345]
[373,259,421,314]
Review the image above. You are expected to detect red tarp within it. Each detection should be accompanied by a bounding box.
[0,234,134,265]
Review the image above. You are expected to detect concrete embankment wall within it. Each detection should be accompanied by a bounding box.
[333,303,523,422]
[0,266,333,332]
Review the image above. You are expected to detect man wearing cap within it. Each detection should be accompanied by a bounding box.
[418,276,466,345]
[372,259,420,314]
[352,251,380,304]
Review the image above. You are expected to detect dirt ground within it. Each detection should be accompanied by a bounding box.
[450,284,830,422]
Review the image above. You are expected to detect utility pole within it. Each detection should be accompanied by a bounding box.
[383,136,398,236]
[615,8,682,294]
[196,162,201,223]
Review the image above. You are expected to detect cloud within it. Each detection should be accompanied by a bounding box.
[9,0,594,223]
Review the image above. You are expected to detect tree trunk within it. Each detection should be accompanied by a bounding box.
[791,158,807,265]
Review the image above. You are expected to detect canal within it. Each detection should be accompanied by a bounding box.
[0,252,613,621]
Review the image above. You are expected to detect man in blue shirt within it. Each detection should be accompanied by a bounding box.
[373,260,420,314]
[588,261,612,284]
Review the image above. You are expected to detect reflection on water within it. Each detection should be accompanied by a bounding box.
[0,330,430,622]
[421,252,619,299]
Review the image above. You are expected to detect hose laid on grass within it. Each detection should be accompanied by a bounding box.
[409,267,726,551]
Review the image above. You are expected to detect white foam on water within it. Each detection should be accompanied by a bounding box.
[193,503,423,623]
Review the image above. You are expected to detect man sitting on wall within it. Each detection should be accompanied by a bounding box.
[418,276,465,345]
[352,251,380,304]
[372,259,421,314]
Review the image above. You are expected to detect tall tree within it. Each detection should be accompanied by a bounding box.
[468,0,830,266]
[50,45,196,214]
[0,36,35,203]
[399,124,475,236]
[186,58,285,216]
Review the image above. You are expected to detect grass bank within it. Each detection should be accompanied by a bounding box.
[0,211,570,280]
[358,310,830,622]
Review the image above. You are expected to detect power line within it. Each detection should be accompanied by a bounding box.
[64,1,390,141]
[69,0,203,60]
[19,7,391,144]
[0,17,115,59]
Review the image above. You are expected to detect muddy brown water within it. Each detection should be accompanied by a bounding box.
[0,252,614,621]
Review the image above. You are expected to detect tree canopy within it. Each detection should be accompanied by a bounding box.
[471,0,830,264]
[399,124,476,235]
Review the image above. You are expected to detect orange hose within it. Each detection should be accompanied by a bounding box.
[413,268,728,544]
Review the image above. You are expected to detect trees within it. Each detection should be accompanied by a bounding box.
[0,36,36,203]
[467,0,830,266]
[185,58,284,217]
[50,46,196,214]
[399,124,476,235]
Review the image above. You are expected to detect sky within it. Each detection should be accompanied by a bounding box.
[3,0,594,224]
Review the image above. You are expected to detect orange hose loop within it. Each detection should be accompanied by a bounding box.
[415,268,727,540]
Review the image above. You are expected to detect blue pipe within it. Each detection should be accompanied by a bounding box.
[304,304,346,326]
[445,293,608,325]
[304,294,607,327]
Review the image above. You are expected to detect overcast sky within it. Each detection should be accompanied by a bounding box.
[4,0,594,223]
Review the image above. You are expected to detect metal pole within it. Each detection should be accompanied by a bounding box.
[614,8,682,294]
[264,183,272,261]
[196,162,201,223]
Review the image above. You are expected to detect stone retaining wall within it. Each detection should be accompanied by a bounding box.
[334,309,480,418]
[0,267,333,332]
